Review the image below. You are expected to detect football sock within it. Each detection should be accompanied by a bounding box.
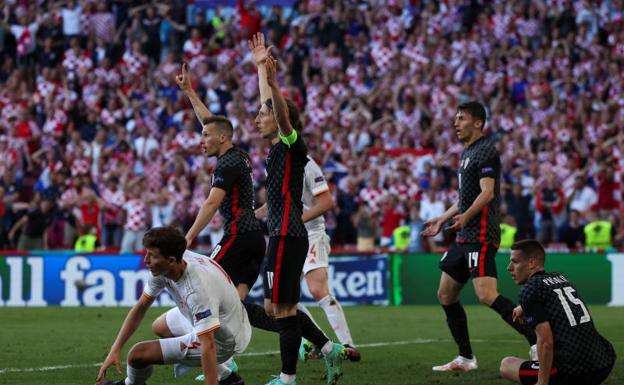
[319,295,354,346]
[297,308,330,348]
[490,295,537,345]
[277,316,301,375]
[243,302,279,332]
[442,302,473,359]
[125,364,153,385]
[320,341,334,355]
[216,363,232,381]
[296,303,321,328]
[279,373,296,384]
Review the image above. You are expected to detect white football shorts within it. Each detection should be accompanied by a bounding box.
[303,232,331,275]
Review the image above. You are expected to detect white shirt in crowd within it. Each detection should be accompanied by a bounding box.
[568,186,598,213]
[61,5,82,36]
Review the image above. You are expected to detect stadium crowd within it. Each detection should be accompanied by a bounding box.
[0,0,622,252]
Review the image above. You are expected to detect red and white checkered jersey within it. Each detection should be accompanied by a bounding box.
[101,187,126,208]
[123,198,148,231]
[90,12,115,42]
[94,68,121,86]
[359,187,387,213]
[71,157,91,177]
[62,50,93,76]
[42,109,67,136]
[174,130,201,151]
[183,38,204,61]
[121,51,148,76]
[371,44,398,74]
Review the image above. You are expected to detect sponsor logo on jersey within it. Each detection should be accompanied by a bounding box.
[314,176,324,183]
[195,309,212,321]
[481,167,493,173]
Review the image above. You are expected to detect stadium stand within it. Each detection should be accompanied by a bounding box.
[0,0,622,252]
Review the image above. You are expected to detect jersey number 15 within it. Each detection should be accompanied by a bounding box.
[553,287,591,327]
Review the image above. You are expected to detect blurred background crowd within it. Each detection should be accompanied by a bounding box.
[0,0,622,253]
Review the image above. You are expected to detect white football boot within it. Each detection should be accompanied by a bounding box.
[432,355,478,371]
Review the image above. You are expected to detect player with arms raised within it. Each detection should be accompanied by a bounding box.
[500,239,615,385]
[249,33,345,385]
[175,63,265,301]
[95,226,249,385]
[422,102,536,371]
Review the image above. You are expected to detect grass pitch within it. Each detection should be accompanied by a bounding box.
[1,305,622,385]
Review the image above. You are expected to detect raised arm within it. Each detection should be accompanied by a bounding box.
[176,63,212,124]
[265,55,293,137]
[248,32,273,104]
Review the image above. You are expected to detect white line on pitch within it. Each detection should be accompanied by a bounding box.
[0,338,523,374]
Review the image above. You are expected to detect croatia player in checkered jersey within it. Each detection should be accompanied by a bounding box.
[96,227,249,385]
[175,62,265,302]
[500,240,615,385]
[256,155,361,362]
[422,102,537,372]
[249,33,346,385]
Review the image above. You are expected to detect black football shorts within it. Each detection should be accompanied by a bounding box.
[263,236,308,304]
[519,360,613,385]
[439,242,498,283]
[211,230,266,287]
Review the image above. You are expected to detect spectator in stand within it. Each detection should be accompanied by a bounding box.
[101,176,125,248]
[379,194,404,248]
[419,188,445,252]
[594,166,619,216]
[120,181,148,254]
[336,177,359,245]
[9,196,53,251]
[535,173,565,244]
[1,1,624,250]
[559,210,585,250]
[353,204,375,251]
[149,188,175,228]
[406,201,424,253]
[505,183,535,240]
[567,175,598,220]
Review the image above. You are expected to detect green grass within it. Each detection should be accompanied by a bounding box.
[1,305,622,385]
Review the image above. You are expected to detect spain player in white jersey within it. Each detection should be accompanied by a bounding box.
[96,226,249,385]
[298,156,360,361]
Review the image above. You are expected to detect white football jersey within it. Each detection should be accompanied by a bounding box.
[302,156,329,237]
[144,250,249,349]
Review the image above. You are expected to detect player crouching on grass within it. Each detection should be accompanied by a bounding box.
[95,226,249,385]
[500,239,615,385]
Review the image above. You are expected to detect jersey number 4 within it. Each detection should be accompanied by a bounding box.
[553,287,591,326]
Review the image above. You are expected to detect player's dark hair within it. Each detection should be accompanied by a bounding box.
[457,101,487,130]
[143,226,187,262]
[263,98,303,132]
[511,239,546,264]
[202,115,234,138]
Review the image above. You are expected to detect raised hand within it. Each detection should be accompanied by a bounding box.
[265,55,278,89]
[248,32,273,66]
[175,63,192,92]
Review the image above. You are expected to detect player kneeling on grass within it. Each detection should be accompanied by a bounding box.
[500,239,615,385]
[95,226,249,385]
